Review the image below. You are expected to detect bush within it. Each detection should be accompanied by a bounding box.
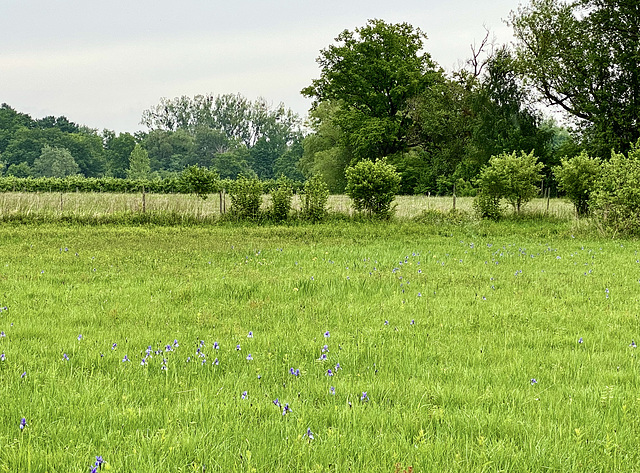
[591,141,640,235]
[301,174,329,222]
[474,150,544,217]
[181,165,219,200]
[229,174,263,220]
[472,192,503,220]
[553,151,601,217]
[269,175,294,222]
[345,158,401,218]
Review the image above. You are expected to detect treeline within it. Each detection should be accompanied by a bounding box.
[2,0,638,198]
[0,94,305,184]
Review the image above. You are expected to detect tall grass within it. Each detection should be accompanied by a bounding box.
[0,192,577,222]
[0,222,638,471]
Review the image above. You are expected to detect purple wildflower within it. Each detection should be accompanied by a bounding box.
[122,355,129,362]
[305,428,314,440]
[241,391,247,400]
[141,358,147,366]
[236,344,241,351]
[335,363,341,370]
[273,398,281,408]
[330,386,335,395]
[111,343,117,350]
[322,344,329,353]
[631,340,637,348]
[77,334,83,341]
[246,354,253,361]
[247,331,253,338]
[213,358,219,365]
[530,378,537,385]
[95,456,104,467]
[0,331,5,337]
[318,353,327,361]
[20,417,27,430]
[63,353,69,361]
[214,342,219,349]
[282,403,290,415]
[21,371,26,378]
[326,369,333,376]
[578,337,583,344]
[0,353,5,362]
[324,331,330,338]
[410,319,415,325]
[361,391,369,402]
[173,339,179,347]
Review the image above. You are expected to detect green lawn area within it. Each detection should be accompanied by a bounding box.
[1,221,639,472]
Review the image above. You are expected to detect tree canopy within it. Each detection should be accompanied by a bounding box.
[510,0,640,156]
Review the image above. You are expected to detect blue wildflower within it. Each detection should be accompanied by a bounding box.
[282,403,290,415]
[361,391,369,402]
[241,391,247,400]
[305,428,314,440]
[63,353,69,361]
[247,331,253,338]
[578,337,583,344]
[122,355,129,362]
[631,340,637,348]
[77,334,83,341]
[0,331,5,337]
[246,354,253,361]
[20,417,27,430]
[324,331,330,338]
[21,371,26,378]
[0,353,5,362]
[213,358,219,365]
[95,456,104,467]
[531,378,537,385]
[173,339,179,347]
[330,386,335,395]
[326,369,333,376]
[322,344,329,353]
[214,341,219,349]
[111,343,117,350]
[273,398,281,408]
[236,344,241,351]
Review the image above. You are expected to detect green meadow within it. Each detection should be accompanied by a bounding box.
[1,217,639,472]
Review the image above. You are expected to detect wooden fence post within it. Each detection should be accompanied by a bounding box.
[142,186,146,213]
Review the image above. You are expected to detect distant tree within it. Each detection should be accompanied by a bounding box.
[511,0,640,156]
[127,143,151,179]
[302,19,444,161]
[32,145,80,178]
[103,130,136,178]
[5,162,32,178]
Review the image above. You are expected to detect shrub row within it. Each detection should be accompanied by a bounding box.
[0,175,304,195]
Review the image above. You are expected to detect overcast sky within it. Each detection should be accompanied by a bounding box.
[0,0,524,133]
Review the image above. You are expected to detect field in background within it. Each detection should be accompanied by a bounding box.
[0,192,577,220]
[1,222,639,472]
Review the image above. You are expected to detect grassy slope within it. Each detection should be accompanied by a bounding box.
[0,220,639,472]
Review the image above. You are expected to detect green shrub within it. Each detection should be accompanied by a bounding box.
[269,175,294,222]
[229,174,264,220]
[301,174,329,222]
[553,151,601,217]
[474,150,544,217]
[591,141,640,235]
[345,158,401,218]
[181,165,219,200]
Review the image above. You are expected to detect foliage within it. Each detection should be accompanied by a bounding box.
[302,19,443,161]
[472,191,504,220]
[5,162,32,178]
[127,143,151,180]
[180,165,219,200]
[553,151,601,216]
[269,175,294,222]
[32,145,80,178]
[345,158,402,218]
[229,174,264,220]
[590,141,640,235]
[510,0,640,156]
[475,150,544,216]
[300,174,329,222]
